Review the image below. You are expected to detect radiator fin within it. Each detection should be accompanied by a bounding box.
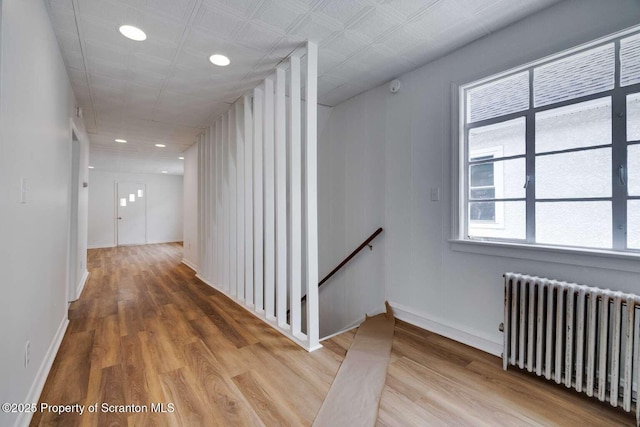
[503,273,640,422]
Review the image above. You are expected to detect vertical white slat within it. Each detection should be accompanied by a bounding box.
[196,138,201,271]
[597,294,610,401]
[611,294,622,406]
[586,290,598,397]
[575,287,586,392]
[565,286,574,388]
[198,136,205,277]
[511,278,518,366]
[289,54,302,336]
[244,95,254,307]
[223,114,230,292]
[503,275,511,370]
[554,287,565,384]
[264,77,276,320]
[229,109,237,297]
[527,279,536,372]
[205,132,212,280]
[275,67,288,327]
[236,102,245,302]
[623,296,635,411]
[209,127,215,283]
[545,283,554,380]
[253,86,264,313]
[305,41,320,348]
[518,279,526,369]
[216,120,223,288]
[536,281,545,376]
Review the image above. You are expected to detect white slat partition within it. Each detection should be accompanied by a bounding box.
[244,95,254,307]
[253,86,264,313]
[304,41,320,347]
[290,53,302,337]
[195,42,320,351]
[216,120,223,287]
[275,67,288,328]
[236,101,245,302]
[264,77,276,320]
[209,126,215,283]
[229,110,237,297]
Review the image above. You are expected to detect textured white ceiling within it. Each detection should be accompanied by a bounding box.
[47,0,562,175]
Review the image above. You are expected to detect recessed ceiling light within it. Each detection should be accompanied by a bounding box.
[178,156,184,160]
[162,171,168,174]
[88,166,95,169]
[115,139,127,143]
[209,54,230,66]
[155,144,166,148]
[119,25,147,41]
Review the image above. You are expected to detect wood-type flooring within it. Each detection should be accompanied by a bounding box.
[31,243,634,426]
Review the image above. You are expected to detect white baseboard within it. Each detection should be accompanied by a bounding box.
[388,301,502,357]
[87,243,114,249]
[73,270,89,301]
[320,305,387,341]
[15,316,69,427]
[181,258,198,272]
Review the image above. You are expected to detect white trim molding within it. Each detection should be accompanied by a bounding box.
[388,301,502,357]
[15,317,69,427]
[181,258,198,272]
[73,270,89,301]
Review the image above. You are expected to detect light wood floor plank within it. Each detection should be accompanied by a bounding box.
[32,243,635,426]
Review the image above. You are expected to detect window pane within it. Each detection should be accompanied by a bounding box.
[467,72,529,123]
[469,117,525,158]
[628,200,640,250]
[120,198,126,207]
[534,44,614,107]
[468,201,526,240]
[470,163,493,187]
[536,201,612,248]
[621,33,640,87]
[536,148,611,199]
[629,144,640,196]
[628,93,640,142]
[129,194,135,202]
[469,158,526,200]
[535,97,611,153]
[470,201,495,221]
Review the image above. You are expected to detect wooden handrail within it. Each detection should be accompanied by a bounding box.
[299,227,383,306]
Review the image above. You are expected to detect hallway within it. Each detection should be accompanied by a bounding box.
[32,244,343,426]
[32,244,635,426]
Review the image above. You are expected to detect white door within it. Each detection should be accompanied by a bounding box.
[117,182,146,246]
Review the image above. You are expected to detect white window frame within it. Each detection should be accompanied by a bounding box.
[454,24,640,254]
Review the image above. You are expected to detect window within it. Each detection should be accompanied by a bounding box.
[460,28,640,252]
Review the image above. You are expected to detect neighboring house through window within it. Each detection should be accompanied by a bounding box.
[459,28,640,252]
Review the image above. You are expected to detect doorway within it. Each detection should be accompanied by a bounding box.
[117,182,147,246]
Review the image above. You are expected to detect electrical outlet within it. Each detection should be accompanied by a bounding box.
[25,341,30,368]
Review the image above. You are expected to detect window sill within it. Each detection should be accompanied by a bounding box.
[449,239,640,273]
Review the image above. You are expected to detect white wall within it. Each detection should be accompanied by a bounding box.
[88,171,183,248]
[321,0,640,352]
[0,0,89,425]
[318,94,386,337]
[182,144,199,270]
